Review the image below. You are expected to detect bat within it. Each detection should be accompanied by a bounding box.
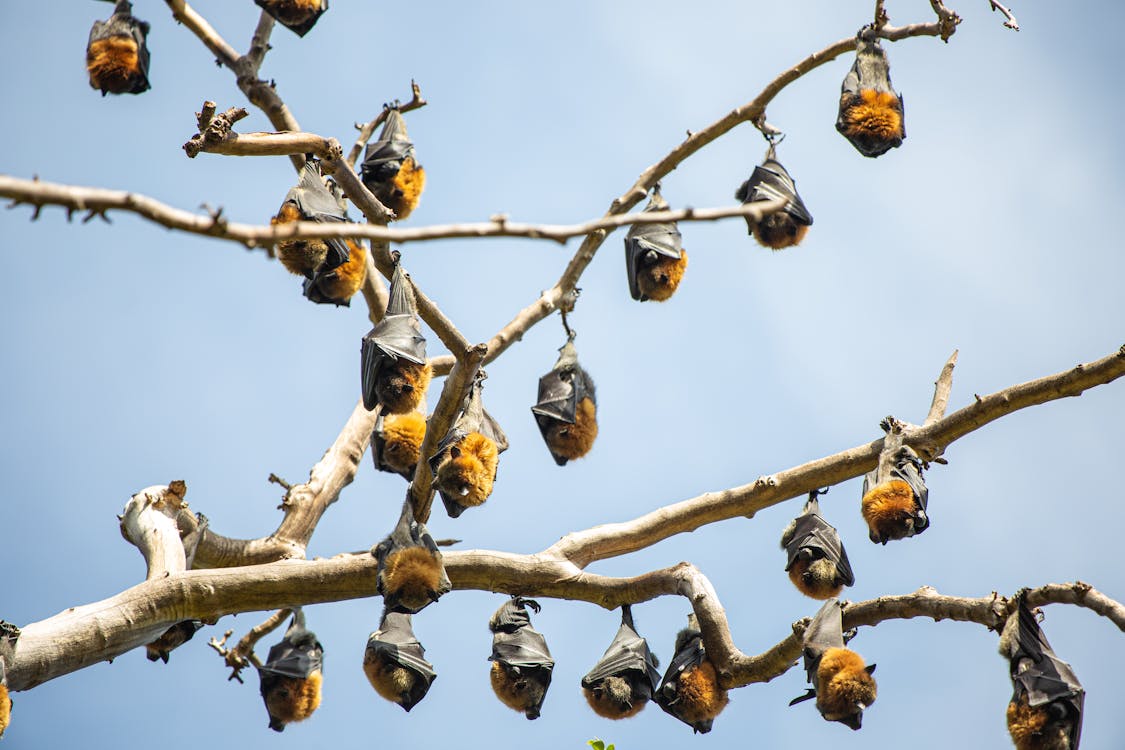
[734,143,813,250]
[257,608,324,732]
[271,160,353,281]
[429,372,509,517]
[363,610,436,712]
[86,0,151,96]
[488,597,554,720]
[780,489,855,599]
[360,110,426,220]
[145,619,203,663]
[373,504,451,614]
[655,614,729,733]
[861,443,929,545]
[836,30,905,157]
[253,0,328,38]
[531,336,598,466]
[789,598,876,730]
[581,605,662,720]
[360,255,432,414]
[999,593,1084,749]
[0,657,9,739]
[303,238,368,307]
[372,409,428,479]
[624,185,688,302]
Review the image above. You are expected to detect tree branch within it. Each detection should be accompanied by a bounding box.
[345,81,428,170]
[924,349,959,426]
[988,0,1020,31]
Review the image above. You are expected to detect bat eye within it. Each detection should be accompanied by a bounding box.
[458,486,470,496]
[449,446,462,459]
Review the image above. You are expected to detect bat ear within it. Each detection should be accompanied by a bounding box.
[450,445,461,459]
[865,663,876,675]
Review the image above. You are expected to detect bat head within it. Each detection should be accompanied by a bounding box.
[144,619,203,663]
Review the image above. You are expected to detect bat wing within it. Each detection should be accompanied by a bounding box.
[289,161,352,263]
[260,638,324,680]
[361,112,415,184]
[489,597,540,633]
[656,632,705,699]
[1006,599,1085,746]
[743,161,813,225]
[253,0,327,37]
[624,188,683,301]
[581,620,661,692]
[491,629,555,670]
[368,613,437,682]
[801,599,845,682]
[531,368,578,424]
[784,513,855,586]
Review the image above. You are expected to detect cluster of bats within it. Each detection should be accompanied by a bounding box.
[79,3,1087,746]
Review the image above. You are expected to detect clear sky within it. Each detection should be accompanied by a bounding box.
[1,1,1123,749]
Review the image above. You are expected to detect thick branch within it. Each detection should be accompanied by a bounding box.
[118,481,190,580]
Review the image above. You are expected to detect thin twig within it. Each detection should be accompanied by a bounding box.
[988,0,1020,31]
[345,81,428,170]
[924,349,959,426]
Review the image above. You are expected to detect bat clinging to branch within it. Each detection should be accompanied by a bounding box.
[655,614,729,733]
[624,186,688,302]
[86,0,150,97]
[361,110,426,220]
[735,143,813,250]
[373,505,451,614]
[780,490,854,599]
[837,29,905,157]
[488,598,554,720]
[363,610,436,712]
[257,609,324,732]
[790,599,876,730]
[429,373,508,517]
[581,605,661,720]
[360,256,431,414]
[531,336,598,466]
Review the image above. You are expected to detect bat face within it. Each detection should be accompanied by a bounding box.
[253,0,328,37]
[531,340,598,465]
[361,111,425,220]
[363,612,436,712]
[655,619,729,733]
[144,619,203,663]
[86,6,151,96]
[624,188,687,302]
[781,496,855,599]
[861,446,929,544]
[489,598,555,720]
[581,608,661,719]
[735,146,813,250]
[836,35,905,157]
[258,615,325,731]
[373,410,428,479]
[303,239,368,307]
[374,518,450,614]
[361,261,430,413]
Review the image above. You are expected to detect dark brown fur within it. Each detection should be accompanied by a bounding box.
[490,661,548,719]
[637,249,688,302]
[1007,695,1073,750]
[382,546,443,613]
[583,675,647,719]
[264,670,322,728]
[86,36,143,95]
[363,652,417,709]
[543,396,598,461]
[272,201,329,278]
[861,479,918,543]
[753,215,810,250]
[789,558,845,600]
[376,359,432,415]
[259,0,320,25]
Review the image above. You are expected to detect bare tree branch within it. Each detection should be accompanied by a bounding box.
[988,0,1020,31]
[346,81,428,170]
[925,349,959,426]
[210,608,289,683]
[118,481,190,581]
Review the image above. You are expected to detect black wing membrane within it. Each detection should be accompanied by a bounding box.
[259,610,324,680]
[365,610,436,711]
[531,338,597,466]
[360,260,428,411]
[735,145,813,226]
[581,606,661,693]
[783,496,855,587]
[361,110,415,186]
[286,160,352,270]
[624,187,683,301]
[254,0,328,37]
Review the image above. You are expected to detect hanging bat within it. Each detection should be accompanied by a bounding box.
[999,593,1084,749]
[271,160,353,280]
[735,143,813,250]
[488,597,554,720]
[624,185,688,302]
[373,504,451,614]
[363,610,437,712]
[861,442,929,545]
[86,0,151,96]
[531,337,598,466]
[655,614,729,733]
[360,110,426,220]
[789,598,876,730]
[780,489,855,599]
[581,605,662,720]
[360,256,432,414]
[145,619,203,663]
[836,30,905,157]
[303,239,368,307]
[253,0,328,37]
[257,608,324,732]
[372,409,428,479]
[429,372,509,517]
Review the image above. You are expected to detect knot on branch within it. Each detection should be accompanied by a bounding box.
[183,103,249,158]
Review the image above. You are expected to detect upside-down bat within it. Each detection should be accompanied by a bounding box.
[789,598,876,730]
[303,238,368,307]
[145,619,203,663]
[257,609,324,732]
[271,160,353,281]
[837,30,905,157]
[531,337,598,466]
[655,614,729,733]
[780,489,855,599]
[363,610,436,712]
[581,605,661,720]
[429,373,509,518]
[489,597,555,720]
[735,143,813,250]
[360,110,426,220]
[624,185,688,302]
[373,504,451,614]
[87,0,151,96]
[254,0,328,37]
[372,409,428,479]
[360,256,432,414]
[861,432,929,544]
[999,593,1084,749]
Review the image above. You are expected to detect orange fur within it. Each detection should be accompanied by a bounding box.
[386,158,426,220]
[0,685,9,738]
[637,249,688,302]
[86,37,142,94]
[754,216,809,250]
[363,653,416,706]
[272,202,328,277]
[1007,696,1072,750]
[265,670,322,726]
[861,479,918,542]
[544,396,598,461]
[380,411,427,475]
[789,558,845,600]
[377,359,432,415]
[841,90,904,141]
[435,432,499,508]
[816,648,876,722]
[313,239,368,304]
[261,0,320,25]
[584,677,647,719]
[674,660,729,726]
[382,546,443,612]
[490,661,548,717]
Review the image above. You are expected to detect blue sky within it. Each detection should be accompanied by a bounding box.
[1,1,1123,748]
